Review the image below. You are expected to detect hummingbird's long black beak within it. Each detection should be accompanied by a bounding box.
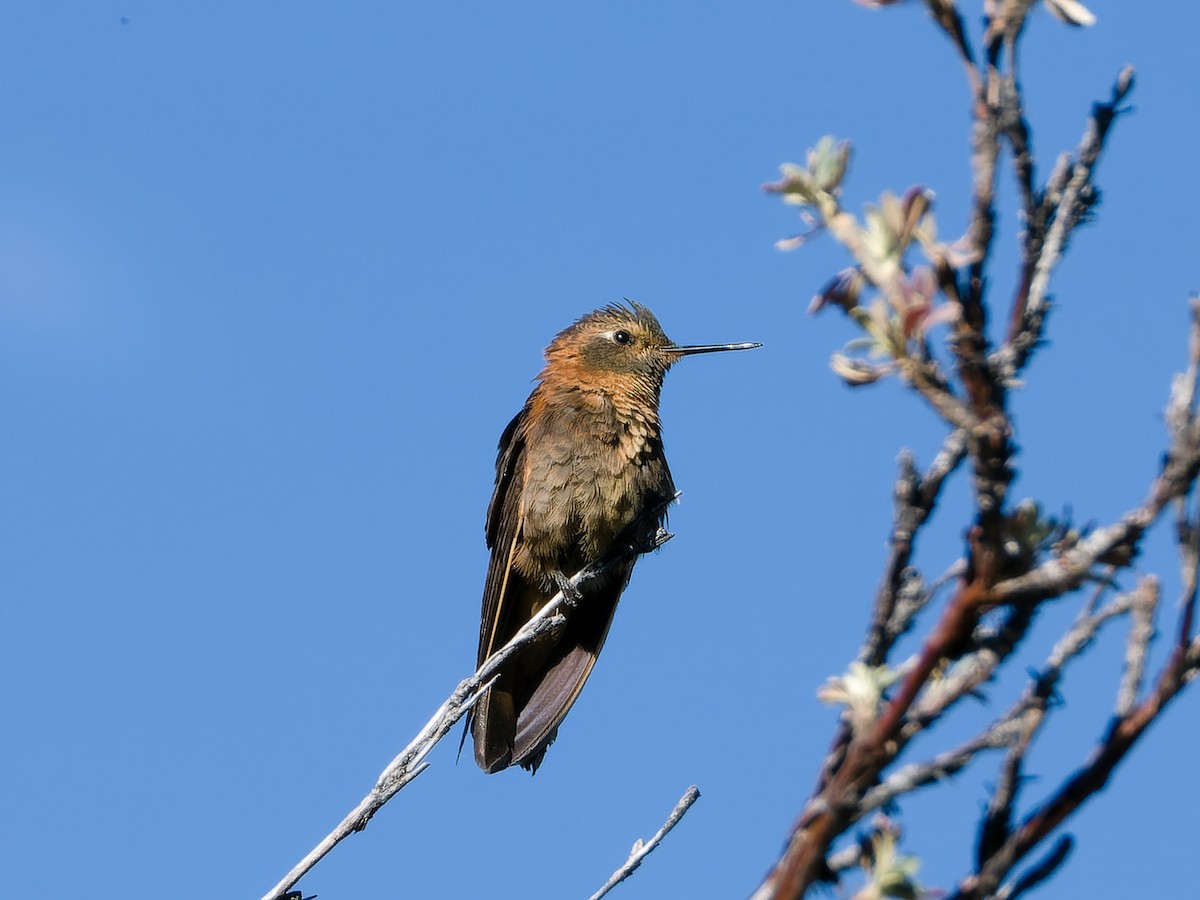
[672,341,762,356]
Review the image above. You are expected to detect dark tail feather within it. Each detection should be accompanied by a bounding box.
[511,643,599,772]
[473,683,517,774]
[509,578,626,771]
[476,566,632,773]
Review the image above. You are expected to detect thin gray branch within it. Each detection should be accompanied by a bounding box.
[889,558,967,649]
[904,605,1035,738]
[863,429,969,666]
[827,841,865,877]
[990,498,1186,609]
[916,0,982,103]
[997,66,1135,378]
[1023,66,1134,325]
[861,717,1021,813]
[970,590,1130,874]
[994,305,1200,613]
[1115,577,1159,717]
[1169,299,1200,649]
[588,786,701,900]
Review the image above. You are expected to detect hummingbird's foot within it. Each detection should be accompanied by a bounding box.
[552,572,583,607]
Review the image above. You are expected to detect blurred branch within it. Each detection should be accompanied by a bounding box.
[974,587,1139,870]
[953,625,1200,897]
[1115,578,1159,717]
[999,66,1136,379]
[756,2,1195,898]
[868,583,1138,821]
[996,836,1074,900]
[905,604,1035,736]
[588,786,701,900]
[948,307,1200,899]
[261,524,675,900]
[862,430,969,667]
[859,716,1020,813]
[921,0,979,94]
[1169,298,1200,648]
[989,431,1200,610]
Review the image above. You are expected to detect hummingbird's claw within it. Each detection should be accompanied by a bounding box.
[552,571,583,607]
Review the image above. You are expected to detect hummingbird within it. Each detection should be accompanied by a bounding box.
[469,301,759,773]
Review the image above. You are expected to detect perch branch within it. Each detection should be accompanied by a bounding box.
[261,510,677,900]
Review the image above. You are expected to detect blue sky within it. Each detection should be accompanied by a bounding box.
[2,2,1197,898]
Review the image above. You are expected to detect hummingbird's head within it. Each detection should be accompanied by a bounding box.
[542,301,760,391]
[547,301,676,384]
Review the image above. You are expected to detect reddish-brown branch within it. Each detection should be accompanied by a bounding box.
[872,580,988,743]
[758,575,993,898]
[758,383,1200,898]
[953,633,1199,900]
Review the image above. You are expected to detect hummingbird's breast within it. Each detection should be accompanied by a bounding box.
[514,383,673,585]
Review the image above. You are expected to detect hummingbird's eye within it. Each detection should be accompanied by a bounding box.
[612,330,633,346]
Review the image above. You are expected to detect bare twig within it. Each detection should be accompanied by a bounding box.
[860,716,1021,813]
[988,437,1200,606]
[1115,577,1159,717]
[921,0,979,95]
[1000,67,1136,373]
[984,0,1036,54]
[821,431,968,800]
[962,53,1003,326]
[1169,298,1200,646]
[1177,506,1200,647]
[905,604,1035,737]
[975,589,1137,868]
[996,835,1073,900]
[588,786,702,900]
[862,430,969,666]
[1025,66,1135,321]
[261,523,675,900]
[886,558,966,648]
